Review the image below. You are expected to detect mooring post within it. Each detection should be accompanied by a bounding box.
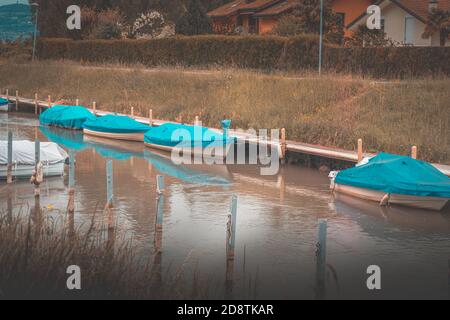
[357,138,363,163]
[6,88,9,101]
[315,219,328,300]
[106,160,113,208]
[34,93,38,115]
[225,195,238,297]
[154,175,165,253]
[92,101,96,114]
[67,150,75,215]
[131,106,134,117]
[47,95,51,108]
[15,90,18,111]
[7,131,13,184]
[411,146,417,159]
[75,98,79,106]
[280,128,287,163]
[194,115,199,126]
[149,109,153,126]
[32,139,42,198]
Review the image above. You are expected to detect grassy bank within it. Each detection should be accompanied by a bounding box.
[0,60,449,163]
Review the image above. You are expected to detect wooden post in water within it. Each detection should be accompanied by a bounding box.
[106,160,113,208]
[280,128,287,164]
[31,139,42,198]
[131,106,134,117]
[149,109,153,126]
[194,116,199,126]
[34,93,38,115]
[15,90,18,111]
[411,146,417,159]
[315,219,327,300]
[47,95,51,108]
[7,131,13,184]
[75,98,79,106]
[225,195,238,297]
[67,151,75,215]
[6,88,9,101]
[92,101,96,114]
[357,138,363,163]
[154,175,165,253]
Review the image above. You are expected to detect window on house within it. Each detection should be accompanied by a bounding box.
[336,12,345,29]
[404,16,415,44]
[249,16,258,34]
[380,17,385,32]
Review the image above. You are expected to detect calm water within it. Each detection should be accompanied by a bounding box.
[1,113,450,299]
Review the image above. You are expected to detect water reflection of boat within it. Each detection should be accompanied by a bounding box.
[83,135,144,160]
[40,126,87,151]
[143,149,230,186]
[0,98,10,112]
[333,193,450,234]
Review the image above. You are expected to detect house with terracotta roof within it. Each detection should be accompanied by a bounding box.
[347,0,450,46]
[208,0,378,35]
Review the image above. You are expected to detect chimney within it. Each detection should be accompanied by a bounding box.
[429,0,438,13]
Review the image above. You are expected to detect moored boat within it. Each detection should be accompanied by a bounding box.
[83,114,151,142]
[144,120,235,158]
[0,98,10,112]
[0,140,68,179]
[329,153,450,211]
[39,105,96,129]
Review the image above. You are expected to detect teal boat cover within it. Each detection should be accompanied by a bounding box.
[144,123,235,148]
[335,153,450,198]
[40,105,96,129]
[0,98,8,105]
[83,115,150,134]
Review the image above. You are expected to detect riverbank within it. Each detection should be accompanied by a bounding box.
[0,60,449,163]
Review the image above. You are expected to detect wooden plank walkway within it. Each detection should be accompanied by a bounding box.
[2,94,450,177]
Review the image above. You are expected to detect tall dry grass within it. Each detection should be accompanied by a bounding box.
[0,60,448,163]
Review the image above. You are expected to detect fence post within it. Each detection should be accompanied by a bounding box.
[357,138,363,163]
[315,219,327,300]
[7,131,13,184]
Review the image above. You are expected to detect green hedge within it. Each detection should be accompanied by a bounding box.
[35,36,450,78]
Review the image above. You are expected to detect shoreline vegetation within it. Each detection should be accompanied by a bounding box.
[0,59,448,164]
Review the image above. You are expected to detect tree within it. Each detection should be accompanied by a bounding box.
[128,11,166,39]
[89,8,124,40]
[346,24,392,47]
[175,0,212,35]
[272,0,344,44]
[422,8,450,46]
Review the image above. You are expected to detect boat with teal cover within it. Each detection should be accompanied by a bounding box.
[144,120,235,158]
[39,105,96,129]
[0,97,9,112]
[330,152,450,211]
[83,114,151,142]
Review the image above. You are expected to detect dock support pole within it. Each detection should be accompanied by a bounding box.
[7,131,13,184]
[315,219,327,300]
[67,151,75,215]
[149,109,153,126]
[32,139,42,198]
[154,175,165,253]
[47,95,51,108]
[280,128,287,164]
[225,195,238,297]
[411,146,417,159]
[75,99,79,106]
[195,116,199,126]
[106,160,113,208]
[15,90,18,111]
[6,88,9,101]
[131,106,134,117]
[92,101,96,114]
[357,138,363,163]
[34,93,38,115]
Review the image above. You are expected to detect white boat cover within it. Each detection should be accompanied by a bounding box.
[0,140,68,165]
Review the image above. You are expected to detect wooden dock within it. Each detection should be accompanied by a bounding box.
[2,93,450,177]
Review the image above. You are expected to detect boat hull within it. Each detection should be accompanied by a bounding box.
[0,163,65,180]
[144,141,233,159]
[331,182,449,211]
[0,103,10,112]
[83,128,144,142]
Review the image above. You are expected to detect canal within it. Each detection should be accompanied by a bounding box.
[1,112,450,299]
